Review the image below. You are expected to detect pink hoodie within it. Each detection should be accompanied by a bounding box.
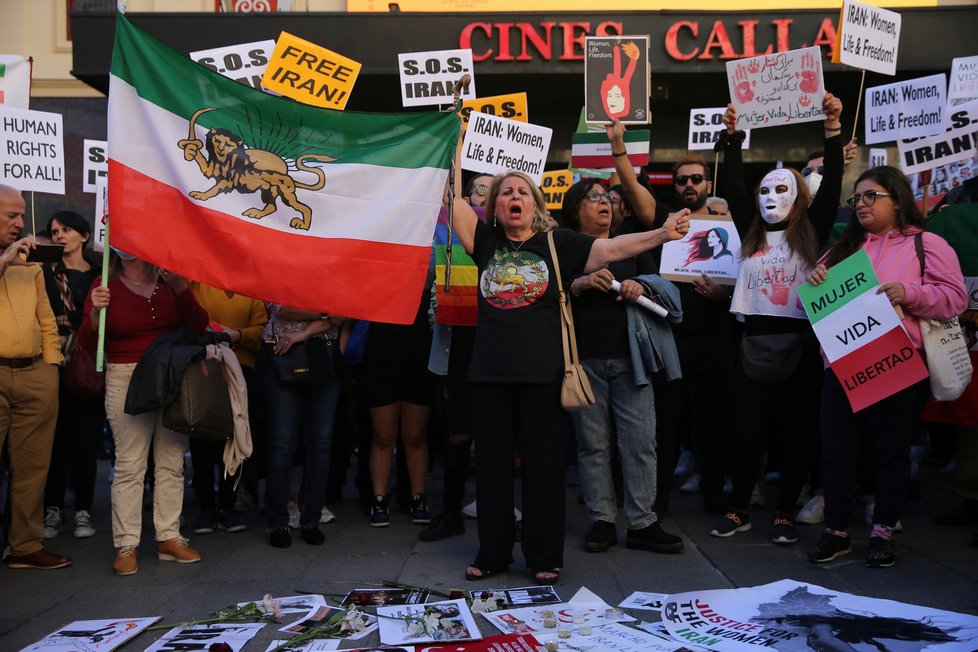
[859,226,968,351]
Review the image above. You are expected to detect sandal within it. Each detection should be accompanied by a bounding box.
[465,565,505,581]
[532,568,562,585]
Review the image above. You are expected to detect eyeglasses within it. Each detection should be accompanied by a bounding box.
[471,184,490,197]
[675,174,706,186]
[802,165,824,177]
[846,190,893,210]
[584,191,615,203]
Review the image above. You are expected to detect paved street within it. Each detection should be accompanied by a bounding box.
[2,457,977,650]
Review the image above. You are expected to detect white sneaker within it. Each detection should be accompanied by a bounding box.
[320,506,337,524]
[680,473,701,494]
[795,495,824,525]
[514,507,523,523]
[73,510,96,538]
[462,500,478,519]
[673,450,695,478]
[865,503,903,531]
[43,507,62,539]
[288,500,301,529]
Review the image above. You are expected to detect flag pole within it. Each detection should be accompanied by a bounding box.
[713,152,719,197]
[852,70,866,144]
[443,74,471,293]
[96,200,110,372]
[29,191,35,235]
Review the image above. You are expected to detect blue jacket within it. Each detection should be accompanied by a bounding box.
[626,274,683,385]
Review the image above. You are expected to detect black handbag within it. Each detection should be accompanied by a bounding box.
[740,333,804,384]
[162,357,234,441]
[271,338,334,388]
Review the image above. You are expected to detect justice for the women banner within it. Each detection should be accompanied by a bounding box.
[797,250,928,412]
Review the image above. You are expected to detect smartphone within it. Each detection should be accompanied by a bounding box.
[26,243,65,263]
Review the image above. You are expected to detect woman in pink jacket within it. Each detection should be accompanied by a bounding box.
[805,166,968,569]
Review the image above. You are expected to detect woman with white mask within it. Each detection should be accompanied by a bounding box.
[708,93,845,547]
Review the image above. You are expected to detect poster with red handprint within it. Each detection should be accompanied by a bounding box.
[725,46,825,131]
[584,36,650,125]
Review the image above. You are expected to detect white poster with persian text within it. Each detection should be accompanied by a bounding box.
[726,47,825,130]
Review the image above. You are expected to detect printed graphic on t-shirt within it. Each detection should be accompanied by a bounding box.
[480,248,550,309]
[745,241,803,309]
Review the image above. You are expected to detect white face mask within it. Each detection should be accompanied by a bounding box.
[804,171,823,197]
[758,169,798,224]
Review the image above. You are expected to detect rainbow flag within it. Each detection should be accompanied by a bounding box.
[433,205,483,326]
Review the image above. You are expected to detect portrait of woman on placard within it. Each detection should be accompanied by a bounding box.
[682,227,734,267]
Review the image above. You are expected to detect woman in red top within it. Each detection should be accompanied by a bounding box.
[81,250,209,576]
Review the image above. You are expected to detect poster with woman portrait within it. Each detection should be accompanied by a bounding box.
[659,217,742,285]
[584,36,650,125]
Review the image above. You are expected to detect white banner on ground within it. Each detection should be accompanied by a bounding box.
[864,74,947,145]
[835,0,901,76]
[398,48,476,107]
[461,111,552,184]
[189,40,275,91]
[83,138,107,193]
[949,55,978,105]
[144,623,265,652]
[21,618,159,652]
[0,105,64,195]
[688,108,750,150]
[726,47,825,130]
[869,147,888,167]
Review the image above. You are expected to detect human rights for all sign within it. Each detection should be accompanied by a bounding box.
[797,250,928,412]
[832,0,901,76]
[261,32,361,109]
[461,112,552,184]
[688,108,750,150]
[0,106,64,195]
[725,47,825,130]
[864,74,947,145]
[189,39,276,91]
[398,48,476,108]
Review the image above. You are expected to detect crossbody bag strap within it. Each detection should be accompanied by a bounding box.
[547,231,582,368]
[914,231,925,278]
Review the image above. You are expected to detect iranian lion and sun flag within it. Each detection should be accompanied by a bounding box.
[108,13,458,324]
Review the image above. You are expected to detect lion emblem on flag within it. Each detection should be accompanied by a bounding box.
[177,107,336,231]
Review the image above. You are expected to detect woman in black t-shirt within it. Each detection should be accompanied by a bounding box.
[450,168,690,585]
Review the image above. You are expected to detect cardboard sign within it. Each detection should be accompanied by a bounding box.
[797,250,928,412]
[261,32,361,109]
[459,92,528,130]
[584,36,650,125]
[0,54,31,109]
[541,169,573,211]
[398,48,476,107]
[189,39,276,91]
[726,47,825,130]
[659,217,741,286]
[898,98,978,175]
[571,130,649,171]
[461,112,552,184]
[949,55,978,105]
[833,0,901,76]
[0,105,65,195]
[83,138,107,193]
[687,108,750,150]
[869,147,888,168]
[864,74,947,145]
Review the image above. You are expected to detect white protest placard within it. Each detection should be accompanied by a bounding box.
[22,618,160,652]
[949,55,978,105]
[0,54,31,109]
[726,47,825,130]
[659,218,741,286]
[83,138,107,193]
[864,73,947,145]
[834,0,901,76]
[0,105,64,194]
[93,175,107,252]
[398,48,476,107]
[462,111,552,184]
[812,290,904,363]
[144,623,265,652]
[688,108,750,150]
[898,98,978,175]
[189,40,275,91]
[869,147,888,167]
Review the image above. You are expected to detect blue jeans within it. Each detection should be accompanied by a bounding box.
[262,349,340,530]
[571,357,658,530]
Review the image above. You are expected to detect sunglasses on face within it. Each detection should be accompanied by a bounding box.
[471,184,490,196]
[675,174,706,186]
[802,165,825,177]
[846,190,893,210]
[584,191,615,203]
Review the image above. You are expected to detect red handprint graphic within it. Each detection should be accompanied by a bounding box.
[760,268,791,306]
[797,50,819,94]
[600,42,639,120]
[733,64,755,104]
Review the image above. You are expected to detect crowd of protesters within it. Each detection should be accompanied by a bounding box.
[0,89,975,579]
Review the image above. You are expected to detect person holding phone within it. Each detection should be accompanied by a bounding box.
[0,185,71,570]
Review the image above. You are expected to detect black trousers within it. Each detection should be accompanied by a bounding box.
[471,381,565,572]
[45,388,104,512]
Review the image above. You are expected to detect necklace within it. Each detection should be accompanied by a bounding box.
[121,275,147,285]
[509,235,532,252]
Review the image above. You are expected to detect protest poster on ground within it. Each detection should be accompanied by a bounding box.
[279,604,376,639]
[0,105,64,194]
[376,599,481,646]
[145,623,265,652]
[342,587,430,606]
[265,641,341,652]
[864,73,947,145]
[661,578,978,651]
[832,0,901,76]
[398,48,475,107]
[571,129,649,171]
[688,108,750,150]
[461,111,551,184]
[459,92,527,131]
[261,32,361,109]
[584,36,650,125]
[469,585,562,606]
[869,147,888,167]
[83,138,107,193]
[21,618,160,652]
[189,40,276,91]
[898,99,978,175]
[0,54,31,109]
[481,601,636,635]
[236,594,327,615]
[659,218,741,286]
[726,46,825,130]
[541,170,573,212]
[619,591,669,611]
[949,55,978,105]
[797,250,928,411]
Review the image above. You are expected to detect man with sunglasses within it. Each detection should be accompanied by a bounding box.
[465,175,494,208]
